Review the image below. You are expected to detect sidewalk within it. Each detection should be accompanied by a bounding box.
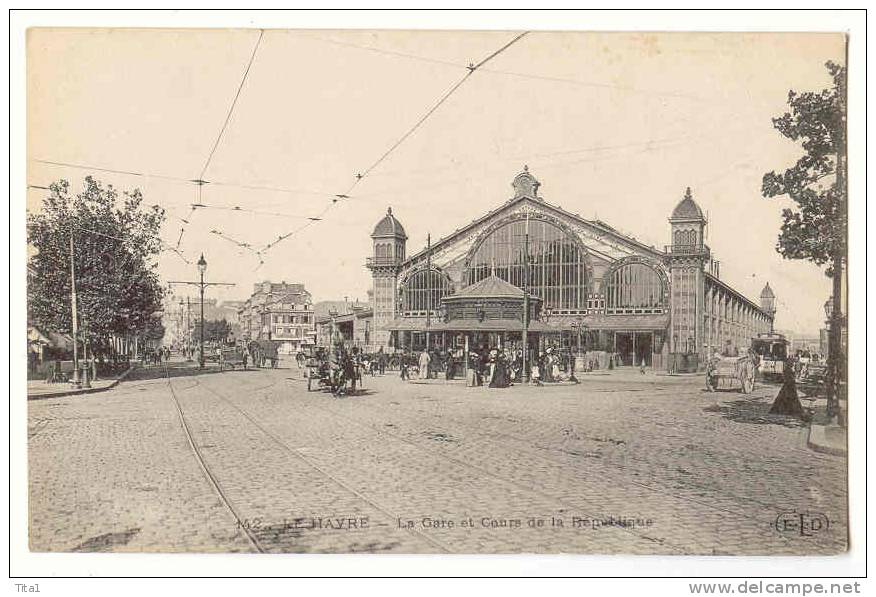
[804,396,848,457]
[27,365,135,400]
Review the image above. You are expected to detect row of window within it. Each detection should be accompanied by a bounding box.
[396,219,668,313]
[273,326,308,337]
[272,314,312,324]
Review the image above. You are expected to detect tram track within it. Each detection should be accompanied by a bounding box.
[163,364,454,554]
[325,386,800,518]
[283,377,842,552]
[163,364,266,553]
[272,379,692,553]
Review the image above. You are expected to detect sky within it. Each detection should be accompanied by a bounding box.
[26,29,846,335]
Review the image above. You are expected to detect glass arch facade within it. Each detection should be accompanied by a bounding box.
[466,219,587,310]
[604,262,666,313]
[400,269,452,312]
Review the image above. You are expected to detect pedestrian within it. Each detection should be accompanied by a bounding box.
[378,346,386,375]
[418,349,431,380]
[531,354,542,385]
[543,348,555,382]
[769,355,806,418]
[400,354,410,380]
[242,348,249,370]
[489,351,510,388]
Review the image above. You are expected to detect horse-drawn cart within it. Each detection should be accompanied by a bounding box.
[304,347,331,392]
[706,354,756,393]
[219,346,249,370]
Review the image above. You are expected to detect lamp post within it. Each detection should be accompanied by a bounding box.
[197,254,207,369]
[168,261,233,371]
[570,318,587,383]
[824,296,839,421]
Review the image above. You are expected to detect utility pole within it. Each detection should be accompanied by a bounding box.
[69,232,81,388]
[425,232,431,350]
[199,255,206,368]
[827,56,848,424]
[186,297,192,358]
[522,212,530,383]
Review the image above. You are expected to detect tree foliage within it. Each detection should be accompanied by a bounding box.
[762,61,846,276]
[193,318,232,343]
[27,177,166,350]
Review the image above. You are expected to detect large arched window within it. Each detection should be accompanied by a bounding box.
[466,218,587,310]
[401,269,452,312]
[604,262,666,313]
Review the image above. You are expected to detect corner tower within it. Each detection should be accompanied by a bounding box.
[367,207,407,349]
[668,187,709,361]
[760,283,776,332]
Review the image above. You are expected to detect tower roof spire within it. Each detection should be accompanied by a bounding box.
[670,186,705,221]
[371,206,407,239]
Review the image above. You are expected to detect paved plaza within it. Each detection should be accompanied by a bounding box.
[28,360,847,555]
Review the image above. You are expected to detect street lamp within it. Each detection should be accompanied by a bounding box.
[570,319,587,383]
[823,295,839,421]
[197,254,207,369]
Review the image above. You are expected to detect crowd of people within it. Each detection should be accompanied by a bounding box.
[390,345,613,388]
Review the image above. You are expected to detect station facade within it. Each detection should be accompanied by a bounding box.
[366,168,774,370]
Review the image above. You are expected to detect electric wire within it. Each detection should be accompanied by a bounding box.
[199,29,265,181]
[259,31,530,258]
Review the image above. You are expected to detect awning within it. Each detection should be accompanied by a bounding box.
[560,313,670,331]
[382,319,555,333]
[382,313,669,333]
[382,319,431,331]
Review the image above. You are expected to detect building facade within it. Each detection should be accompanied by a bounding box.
[314,302,374,350]
[366,168,774,370]
[238,281,316,353]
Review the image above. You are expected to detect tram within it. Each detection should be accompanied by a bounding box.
[750,332,789,380]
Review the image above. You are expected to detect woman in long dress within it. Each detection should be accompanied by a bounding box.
[490,352,510,388]
[543,349,555,382]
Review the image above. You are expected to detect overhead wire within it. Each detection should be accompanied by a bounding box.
[199,29,265,181]
[258,30,531,260]
[179,28,264,257]
[30,158,340,200]
[31,29,728,274]
[209,227,260,254]
[299,33,467,70]
[190,203,323,220]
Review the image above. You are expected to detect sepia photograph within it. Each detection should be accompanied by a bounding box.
[10,8,866,584]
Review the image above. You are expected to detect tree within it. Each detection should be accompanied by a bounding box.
[762,61,846,273]
[762,60,847,420]
[193,318,231,344]
[27,177,166,354]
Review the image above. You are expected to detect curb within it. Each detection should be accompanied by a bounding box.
[27,365,135,401]
[806,423,847,457]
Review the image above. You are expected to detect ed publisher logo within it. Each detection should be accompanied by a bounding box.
[775,511,830,537]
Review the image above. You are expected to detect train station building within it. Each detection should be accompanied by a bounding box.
[366,168,775,371]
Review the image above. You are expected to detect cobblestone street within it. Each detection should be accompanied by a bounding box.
[28,361,847,555]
